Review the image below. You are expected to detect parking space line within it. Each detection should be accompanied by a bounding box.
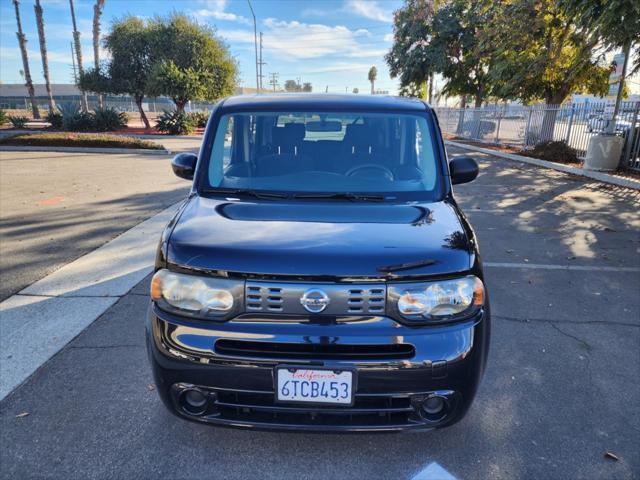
[484,262,640,272]
[411,462,458,480]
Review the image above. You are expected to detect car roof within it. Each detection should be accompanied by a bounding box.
[218,93,430,113]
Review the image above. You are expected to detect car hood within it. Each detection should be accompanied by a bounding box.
[166,196,475,278]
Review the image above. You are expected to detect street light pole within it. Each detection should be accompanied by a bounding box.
[247,0,259,93]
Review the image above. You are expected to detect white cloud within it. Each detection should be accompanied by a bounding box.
[305,62,373,74]
[221,18,384,60]
[383,33,394,42]
[344,0,393,23]
[196,0,252,25]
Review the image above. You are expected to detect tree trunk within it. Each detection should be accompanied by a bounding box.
[539,92,566,143]
[472,95,484,139]
[34,0,55,112]
[13,0,40,119]
[455,96,467,135]
[136,96,150,129]
[606,39,631,134]
[370,80,374,95]
[427,73,434,105]
[92,0,105,108]
[69,0,89,111]
[174,99,187,114]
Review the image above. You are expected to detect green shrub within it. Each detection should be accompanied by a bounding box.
[188,110,210,128]
[57,102,81,118]
[528,141,579,163]
[45,110,63,129]
[63,111,95,132]
[0,109,7,125]
[156,110,194,135]
[8,116,29,128]
[93,107,128,132]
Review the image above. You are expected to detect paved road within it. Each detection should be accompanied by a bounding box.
[0,137,198,300]
[1,145,639,479]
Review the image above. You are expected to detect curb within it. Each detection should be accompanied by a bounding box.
[0,145,171,155]
[446,140,640,191]
[0,202,182,401]
[124,134,204,140]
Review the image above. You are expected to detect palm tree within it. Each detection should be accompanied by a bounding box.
[92,0,105,107]
[12,0,40,119]
[69,0,89,111]
[34,0,55,112]
[368,66,377,95]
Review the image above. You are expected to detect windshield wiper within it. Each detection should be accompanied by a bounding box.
[202,188,289,200]
[377,259,438,273]
[293,192,386,202]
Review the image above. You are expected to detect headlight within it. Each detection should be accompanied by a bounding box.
[390,276,484,323]
[150,269,242,319]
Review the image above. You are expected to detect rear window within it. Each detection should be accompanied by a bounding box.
[204,111,442,199]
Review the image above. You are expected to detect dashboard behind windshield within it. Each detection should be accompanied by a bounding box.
[203,110,443,199]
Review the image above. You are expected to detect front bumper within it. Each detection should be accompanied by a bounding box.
[146,305,490,432]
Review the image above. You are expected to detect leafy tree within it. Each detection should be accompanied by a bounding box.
[80,16,155,128]
[484,0,611,140]
[368,66,377,94]
[485,0,609,105]
[559,0,639,131]
[352,87,359,94]
[302,82,312,92]
[284,79,300,92]
[430,0,494,108]
[387,0,492,108]
[385,0,433,99]
[560,0,639,74]
[148,14,237,113]
[398,81,427,99]
[12,0,39,119]
[34,0,55,111]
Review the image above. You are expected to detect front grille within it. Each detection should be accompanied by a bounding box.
[245,281,387,316]
[215,339,415,360]
[246,285,283,312]
[347,287,385,314]
[202,387,420,429]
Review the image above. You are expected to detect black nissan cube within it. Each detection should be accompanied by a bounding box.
[146,94,490,432]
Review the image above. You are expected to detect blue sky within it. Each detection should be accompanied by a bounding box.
[0,0,403,94]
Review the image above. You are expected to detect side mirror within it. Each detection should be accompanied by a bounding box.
[171,152,197,180]
[449,156,479,185]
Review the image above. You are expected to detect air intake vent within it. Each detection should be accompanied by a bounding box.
[215,339,414,360]
[347,288,385,314]
[246,285,283,312]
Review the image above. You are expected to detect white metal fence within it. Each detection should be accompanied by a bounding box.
[435,101,640,172]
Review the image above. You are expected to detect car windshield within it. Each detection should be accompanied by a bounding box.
[204,111,442,199]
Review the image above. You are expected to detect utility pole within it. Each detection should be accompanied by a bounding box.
[269,72,279,92]
[258,32,266,92]
[247,0,259,92]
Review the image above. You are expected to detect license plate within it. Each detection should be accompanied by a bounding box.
[276,367,354,405]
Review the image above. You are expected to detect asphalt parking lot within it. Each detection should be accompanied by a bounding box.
[0,137,196,300]
[1,145,639,479]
